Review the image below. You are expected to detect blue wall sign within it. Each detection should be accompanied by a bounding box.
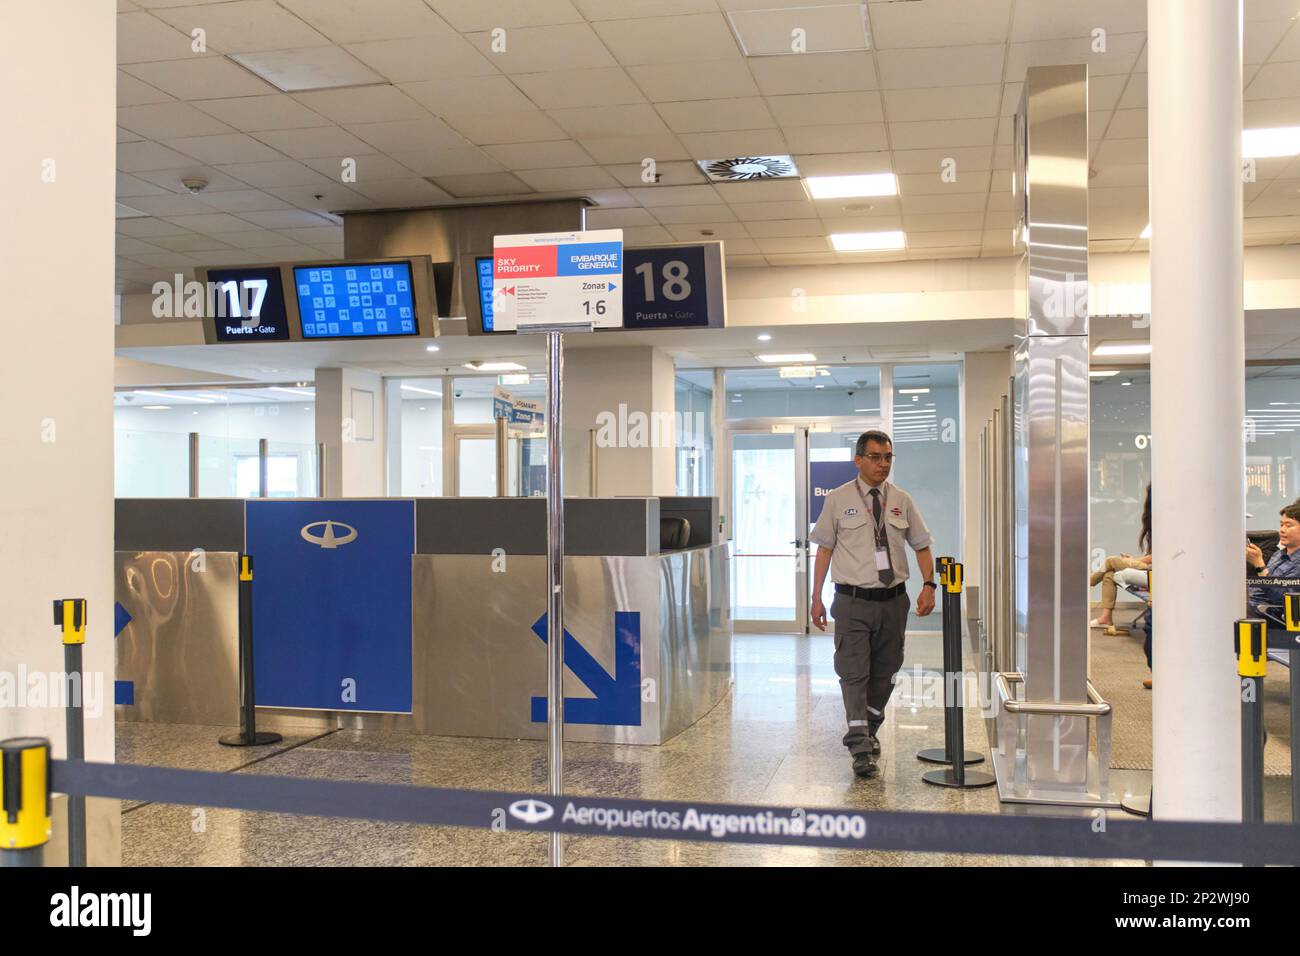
[809,461,860,523]
[529,611,641,726]
[247,499,414,713]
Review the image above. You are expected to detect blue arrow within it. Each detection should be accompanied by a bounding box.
[608,281,616,292]
[530,611,641,726]
[114,601,132,637]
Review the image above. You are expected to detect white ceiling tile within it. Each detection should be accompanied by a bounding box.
[730,199,819,221]
[889,117,996,150]
[626,60,759,101]
[152,1,332,54]
[482,140,594,169]
[817,202,899,226]
[515,166,622,191]
[1010,0,1145,41]
[899,193,988,215]
[666,221,750,240]
[162,212,260,233]
[728,4,871,55]
[145,233,236,253]
[1005,33,1145,82]
[386,147,503,176]
[264,183,375,210]
[302,153,425,181]
[443,110,567,145]
[431,171,535,197]
[1244,97,1300,127]
[627,184,722,206]
[742,218,822,238]
[1248,61,1300,100]
[677,128,789,157]
[712,179,809,202]
[1093,137,1148,166]
[513,68,647,109]
[723,254,768,267]
[218,228,316,247]
[117,11,204,63]
[263,226,343,244]
[1248,195,1300,216]
[1245,16,1293,62]
[429,0,585,31]
[620,225,676,244]
[899,228,984,248]
[792,150,892,176]
[118,102,236,139]
[118,126,146,143]
[1269,20,1300,61]
[194,189,294,212]
[117,172,172,197]
[118,71,174,107]
[608,160,705,186]
[582,188,639,207]
[115,236,168,257]
[277,0,454,43]
[982,209,1016,228]
[893,146,992,174]
[896,170,991,195]
[657,98,776,134]
[342,118,469,151]
[755,236,831,254]
[748,51,877,95]
[118,140,206,171]
[580,134,690,163]
[216,160,337,187]
[767,91,884,127]
[1117,74,1147,110]
[343,34,499,83]
[783,123,888,154]
[194,94,332,132]
[230,46,384,92]
[883,85,1001,122]
[398,76,536,115]
[549,104,672,138]
[293,86,429,125]
[901,211,985,232]
[650,204,737,224]
[593,13,742,65]
[134,165,260,193]
[122,57,278,100]
[116,217,195,238]
[1087,74,1129,113]
[582,206,659,227]
[1103,108,1147,140]
[240,208,341,228]
[869,0,1012,49]
[990,144,1013,168]
[575,0,716,19]
[164,132,286,164]
[877,44,1005,89]
[1087,163,1147,188]
[466,23,618,73]
[350,178,455,205]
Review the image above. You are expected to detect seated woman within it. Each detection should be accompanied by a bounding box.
[1090,485,1153,637]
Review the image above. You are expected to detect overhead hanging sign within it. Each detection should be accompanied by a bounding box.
[622,243,727,331]
[492,229,623,332]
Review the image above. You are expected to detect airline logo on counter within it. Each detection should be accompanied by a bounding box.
[492,229,623,331]
[300,520,358,549]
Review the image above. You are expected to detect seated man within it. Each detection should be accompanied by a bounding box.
[1247,501,1300,621]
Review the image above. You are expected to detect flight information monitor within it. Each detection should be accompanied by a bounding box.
[295,261,418,339]
[475,256,496,332]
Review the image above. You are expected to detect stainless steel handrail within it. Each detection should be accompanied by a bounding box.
[995,671,1111,716]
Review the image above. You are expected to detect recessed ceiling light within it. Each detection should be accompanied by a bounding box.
[269,386,314,397]
[1090,370,1121,378]
[229,47,384,93]
[426,344,440,352]
[757,333,772,342]
[1243,126,1300,159]
[830,231,906,252]
[758,353,816,363]
[401,384,441,397]
[807,173,897,199]
[135,389,213,403]
[1139,223,1152,239]
[142,405,170,411]
[1093,342,1152,356]
[697,156,799,182]
[897,387,930,394]
[464,361,527,372]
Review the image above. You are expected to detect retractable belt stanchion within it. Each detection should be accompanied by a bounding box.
[0,737,51,867]
[1236,618,1267,824]
[1286,592,1300,824]
[917,558,984,768]
[923,563,995,789]
[53,598,87,866]
[220,554,282,748]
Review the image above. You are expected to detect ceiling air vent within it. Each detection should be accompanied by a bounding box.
[697,156,799,182]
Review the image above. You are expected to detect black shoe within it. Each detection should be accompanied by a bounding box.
[867,735,881,755]
[852,753,878,778]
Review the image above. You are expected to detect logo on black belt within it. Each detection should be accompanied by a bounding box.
[508,798,554,824]
[299,520,358,549]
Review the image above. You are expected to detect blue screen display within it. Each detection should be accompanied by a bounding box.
[295,261,418,339]
[476,256,495,332]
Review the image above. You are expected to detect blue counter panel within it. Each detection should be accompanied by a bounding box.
[247,499,414,713]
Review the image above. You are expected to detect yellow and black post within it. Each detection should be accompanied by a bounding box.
[1285,592,1300,822]
[1235,618,1266,824]
[921,562,995,789]
[219,554,282,748]
[1,737,52,867]
[53,598,87,866]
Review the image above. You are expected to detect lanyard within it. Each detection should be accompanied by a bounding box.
[856,480,888,547]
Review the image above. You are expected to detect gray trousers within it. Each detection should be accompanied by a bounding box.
[831,591,910,757]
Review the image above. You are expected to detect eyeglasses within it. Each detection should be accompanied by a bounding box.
[860,453,895,463]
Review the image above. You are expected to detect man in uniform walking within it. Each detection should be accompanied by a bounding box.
[810,429,936,777]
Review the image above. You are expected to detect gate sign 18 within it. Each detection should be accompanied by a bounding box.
[622,243,727,331]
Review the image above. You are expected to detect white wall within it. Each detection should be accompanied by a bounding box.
[316,368,386,496]
[0,0,118,863]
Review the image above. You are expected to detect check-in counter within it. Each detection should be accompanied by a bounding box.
[114,496,731,745]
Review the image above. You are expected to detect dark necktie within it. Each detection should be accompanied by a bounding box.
[870,488,895,585]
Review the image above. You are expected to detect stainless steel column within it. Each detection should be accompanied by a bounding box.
[545,329,564,867]
[258,438,269,498]
[495,416,508,497]
[316,442,327,497]
[188,432,200,498]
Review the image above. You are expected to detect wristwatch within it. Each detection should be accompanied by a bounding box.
[922,581,937,590]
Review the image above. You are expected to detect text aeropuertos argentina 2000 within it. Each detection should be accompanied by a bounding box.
[550,802,868,840]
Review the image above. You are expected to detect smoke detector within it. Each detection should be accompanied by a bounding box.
[696,156,799,182]
[181,178,209,194]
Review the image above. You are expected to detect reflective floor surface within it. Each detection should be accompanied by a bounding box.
[118,632,1146,866]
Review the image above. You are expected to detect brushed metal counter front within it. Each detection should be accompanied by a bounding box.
[115,544,732,745]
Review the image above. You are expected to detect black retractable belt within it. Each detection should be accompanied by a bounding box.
[919,562,995,789]
[220,554,282,748]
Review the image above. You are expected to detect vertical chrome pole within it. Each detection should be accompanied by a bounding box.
[495,416,509,497]
[258,438,269,498]
[546,329,564,867]
[188,432,200,498]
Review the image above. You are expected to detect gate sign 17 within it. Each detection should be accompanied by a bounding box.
[622,243,727,331]
[492,229,623,331]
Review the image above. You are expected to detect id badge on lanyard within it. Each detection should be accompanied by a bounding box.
[857,483,891,571]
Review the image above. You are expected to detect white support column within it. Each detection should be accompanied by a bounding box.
[1149,0,1245,821]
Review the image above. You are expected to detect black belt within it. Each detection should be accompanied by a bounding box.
[835,583,906,601]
